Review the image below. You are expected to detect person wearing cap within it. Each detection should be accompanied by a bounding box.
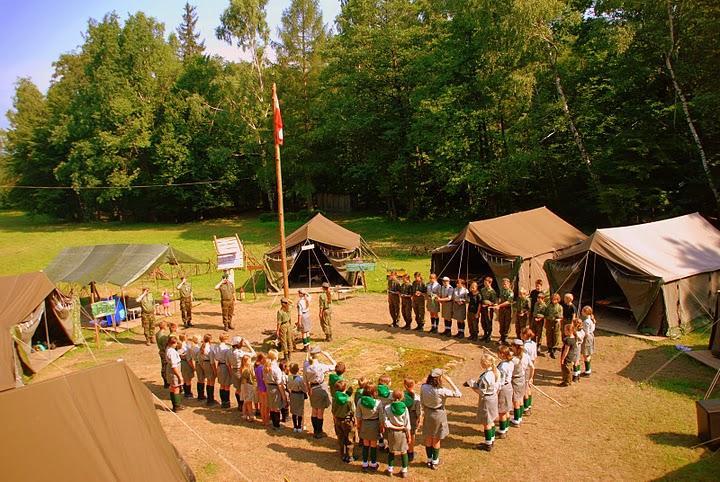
[276,297,294,361]
[136,287,156,345]
[451,278,469,339]
[387,271,401,327]
[319,282,333,342]
[437,277,454,337]
[303,345,337,439]
[420,368,461,469]
[227,335,256,410]
[425,273,441,333]
[480,277,497,342]
[410,272,426,331]
[176,276,193,328]
[214,273,236,331]
[296,289,312,351]
[399,274,414,329]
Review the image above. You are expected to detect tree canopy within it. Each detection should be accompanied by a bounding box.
[1,0,718,226]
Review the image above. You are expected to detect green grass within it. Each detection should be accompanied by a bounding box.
[0,210,462,300]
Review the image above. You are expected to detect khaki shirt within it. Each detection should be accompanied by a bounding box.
[156,329,169,353]
[319,294,332,311]
[219,282,234,301]
[512,296,530,315]
[141,293,155,314]
[178,283,192,300]
[387,279,401,295]
[303,360,333,385]
[277,309,291,325]
[420,383,461,409]
[533,301,547,318]
[480,286,497,305]
[499,287,514,304]
[544,302,564,321]
[332,395,355,419]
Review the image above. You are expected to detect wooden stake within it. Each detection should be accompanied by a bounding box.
[90,284,99,349]
[273,83,290,299]
[529,383,566,408]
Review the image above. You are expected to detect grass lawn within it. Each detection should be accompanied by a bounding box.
[0,210,462,300]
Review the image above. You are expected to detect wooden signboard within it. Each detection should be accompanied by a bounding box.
[214,235,244,270]
[91,299,116,319]
[346,262,376,272]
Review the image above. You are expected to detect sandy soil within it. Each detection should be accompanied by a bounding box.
[35,293,719,481]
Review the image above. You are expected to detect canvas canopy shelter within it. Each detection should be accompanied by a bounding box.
[44,244,208,287]
[431,207,587,287]
[264,213,377,291]
[544,213,720,335]
[0,272,79,392]
[0,360,195,481]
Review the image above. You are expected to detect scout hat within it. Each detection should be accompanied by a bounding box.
[430,368,444,378]
[280,297,289,304]
[442,276,450,282]
[321,282,330,288]
[298,288,307,295]
[310,345,322,354]
[231,336,242,346]
[512,339,523,346]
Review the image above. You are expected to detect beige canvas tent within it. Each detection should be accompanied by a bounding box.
[431,207,587,287]
[263,214,376,291]
[0,360,195,481]
[544,213,720,335]
[0,272,79,392]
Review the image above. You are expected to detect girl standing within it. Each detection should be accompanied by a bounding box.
[521,327,537,413]
[161,290,172,317]
[216,333,232,409]
[190,334,205,400]
[303,346,337,439]
[239,355,257,422]
[580,306,596,377]
[573,318,585,383]
[165,336,183,412]
[425,273,441,333]
[255,353,269,424]
[420,368,461,470]
[470,354,499,451]
[356,382,381,471]
[297,289,312,352]
[199,334,217,405]
[510,340,528,426]
[265,350,288,430]
[496,346,513,438]
[451,278,469,339]
[384,390,412,478]
[559,324,577,387]
[287,363,307,432]
[178,333,195,399]
[403,378,422,462]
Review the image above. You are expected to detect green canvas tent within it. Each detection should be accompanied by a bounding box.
[0,360,195,481]
[544,213,720,335]
[44,244,208,287]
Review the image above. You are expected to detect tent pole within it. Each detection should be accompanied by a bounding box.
[43,303,50,350]
[457,241,465,282]
[577,253,590,310]
[465,244,470,283]
[591,252,596,307]
[90,284,99,349]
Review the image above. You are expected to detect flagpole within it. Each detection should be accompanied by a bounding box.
[273,83,290,299]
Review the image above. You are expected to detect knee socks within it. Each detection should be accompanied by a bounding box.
[432,448,439,464]
[585,360,592,373]
[388,453,394,468]
[362,445,369,464]
[370,447,377,464]
[458,321,465,336]
[425,446,432,460]
[235,393,242,409]
[443,319,451,333]
[281,407,288,423]
[401,453,409,470]
[196,382,206,400]
[271,411,280,428]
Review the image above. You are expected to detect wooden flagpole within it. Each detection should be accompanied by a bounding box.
[273,83,290,299]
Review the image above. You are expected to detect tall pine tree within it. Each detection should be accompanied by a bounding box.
[177,2,205,61]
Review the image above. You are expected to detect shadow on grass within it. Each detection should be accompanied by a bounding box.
[651,454,720,481]
[648,432,701,448]
[267,441,353,474]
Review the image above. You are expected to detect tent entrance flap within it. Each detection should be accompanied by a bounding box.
[288,246,349,289]
[432,243,496,283]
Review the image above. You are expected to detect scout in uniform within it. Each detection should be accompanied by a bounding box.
[190,334,206,400]
[420,368,461,469]
[165,336,183,412]
[356,383,381,471]
[228,336,256,410]
[296,289,312,351]
[559,323,577,386]
[376,375,393,449]
[176,276,193,328]
[178,333,195,399]
[276,297,293,361]
[529,279,544,316]
[255,353,269,424]
[303,345,337,439]
[287,363,307,432]
[531,292,547,350]
[521,327,537,413]
[451,278,468,339]
[438,277,455,336]
[544,293,564,358]
[384,390,412,478]
[425,273,441,333]
[468,354,499,451]
[403,378,422,461]
[240,355,257,422]
[332,379,356,463]
[155,320,169,388]
[480,277,497,341]
[214,273,235,331]
[215,333,233,408]
[329,361,346,397]
[580,305,596,377]
[513,288,531,340]
[266,349,288,430]
[495,346,513,439]
[410,272,426,331]
[573,318,585,382]
[387,272,401,327]
[562,293,576,331]
[467,281,482,341]
[137,287,156,345]
[510,339,529,426]
[199,333,218,405]
[494,278,514,345]
[319,282,333,341]
[399,274,414,329]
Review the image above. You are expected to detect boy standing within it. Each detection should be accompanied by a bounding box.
[480,277,497,341]
[387,272,401,327]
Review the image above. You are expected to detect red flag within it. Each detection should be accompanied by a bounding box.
[272,83,284,146]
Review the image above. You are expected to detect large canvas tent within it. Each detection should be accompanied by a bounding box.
[431,207,587,287]
[0,361,195,481]
[0,272,79,392]
[263,213,376,291]
[44,243,208,287]
[544,213,720,335]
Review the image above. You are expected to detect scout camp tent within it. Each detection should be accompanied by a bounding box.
[263,213,377,291]
[544,213,720,336]
[44,244,209,287]
[0,360,195,481]
[431,207,587,287]
[0,272,79,392]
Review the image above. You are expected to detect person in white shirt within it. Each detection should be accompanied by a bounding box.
[297,289,312,351]
[165,336,183,412]
[580,305,596,377]
[420,368,461,469]
[495,346,514,439]
[521,327,537,413]
[266,349,288,430]
[303,345,336,439]
[468,354,499,451]
[215,333,233,408]
[384,390,412,477]
[573,318,586,382]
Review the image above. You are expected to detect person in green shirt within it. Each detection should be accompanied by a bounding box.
[319,282,333,341]
[276,297,293,361]
[154,320,169,388]
[332,379,356,464]
[410,272,427,331]
[176,276,193,328]
[399,274,414,329]
[512,288,531,340]
[494,278,514,345]
[479,277,497,342]
[544,293,564,358]
[387,272,401,327]
[215,272,235,331]
[531,292,547,349]
[137,287,156,346]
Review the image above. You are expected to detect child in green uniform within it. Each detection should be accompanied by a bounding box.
[332,379,356,463]
[399,274,414,329]
[480,277,497,341]
[513,288,531,340]
[494,278,514,345]
[403,378,422,461]
[155,320,169,388]
[287,363,307,432]
[356,383,381,471]
[559,323,577,387]
[531,292,547,350]
[544,293,564,358]
[276,297,293,361]
[409,272,426,330]
[387,272,401,327]
[384,390,412,478]
[377,375,393,450]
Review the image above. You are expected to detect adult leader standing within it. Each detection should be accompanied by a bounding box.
[214,271,236,331]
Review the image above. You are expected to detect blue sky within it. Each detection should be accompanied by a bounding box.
[0,0,341,129]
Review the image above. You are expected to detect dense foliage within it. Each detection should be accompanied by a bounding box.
[1,0,718,225]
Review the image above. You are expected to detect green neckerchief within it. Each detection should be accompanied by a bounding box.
[329,373,343,388]
[390,401,406,416]
[377,384,390,398]
[334,390,349,406]
[360,395,377,409]
[403,390,415,408]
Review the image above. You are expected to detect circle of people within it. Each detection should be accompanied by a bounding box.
[155,273,597,476]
